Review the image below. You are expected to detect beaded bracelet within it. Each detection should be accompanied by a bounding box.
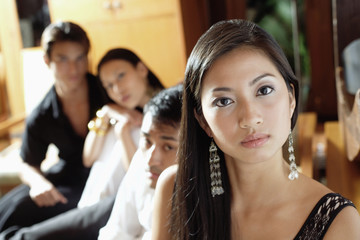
[87,109,110,136]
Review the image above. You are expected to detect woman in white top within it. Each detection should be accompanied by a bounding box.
[78,48,164,207]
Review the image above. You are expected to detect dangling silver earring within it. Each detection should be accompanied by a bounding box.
[288,132,299,180]
[209,139,224,197]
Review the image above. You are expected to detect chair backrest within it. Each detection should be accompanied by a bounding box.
[343,38,360,95]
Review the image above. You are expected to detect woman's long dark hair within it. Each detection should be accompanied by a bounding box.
[170,19,299,239]
[97,48,165,94]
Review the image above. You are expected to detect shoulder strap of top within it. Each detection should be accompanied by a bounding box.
[294,193,355,240]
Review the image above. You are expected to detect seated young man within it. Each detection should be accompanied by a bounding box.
[2,84,183,240]
[0,21,109,234]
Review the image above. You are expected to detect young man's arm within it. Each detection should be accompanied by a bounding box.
[19,162,67,207]
[19,113,68,207]
[98,150,144,240]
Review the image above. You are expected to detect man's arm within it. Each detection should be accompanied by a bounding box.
[98,150,143,240]
[19,161,67,207]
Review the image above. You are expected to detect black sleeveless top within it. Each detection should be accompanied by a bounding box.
[294,193,355,239]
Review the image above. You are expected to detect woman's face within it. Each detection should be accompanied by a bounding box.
[99,59,150,109]
[198,47,295,164]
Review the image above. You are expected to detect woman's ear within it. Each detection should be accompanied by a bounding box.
[136,61,149,78]
[289,84,296,118]
[194,109,212,138]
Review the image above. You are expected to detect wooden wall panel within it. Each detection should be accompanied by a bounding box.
[325,121,360,210]
[225,0,246,20]
[333,0,360,67]
[0,52,7,121]
[0,0,25,118]
[48,0,187,87]
[304,0,337,121]
[179,0,210,57]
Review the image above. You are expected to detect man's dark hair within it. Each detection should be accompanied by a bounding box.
[143,83,183,128]
[41,21,90,59]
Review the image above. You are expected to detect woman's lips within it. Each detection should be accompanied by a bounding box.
[241,133,269,148]
[121,95,130,103]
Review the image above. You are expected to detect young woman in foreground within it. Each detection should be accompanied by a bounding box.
[152,19,360,239]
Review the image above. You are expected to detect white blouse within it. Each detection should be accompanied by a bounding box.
[78,126,140,208]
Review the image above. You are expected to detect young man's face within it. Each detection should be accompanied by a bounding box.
[140,112,179,189]
[44,41,88,92]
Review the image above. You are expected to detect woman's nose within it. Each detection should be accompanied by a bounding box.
[112,82,121,94]
[238,102,263,129]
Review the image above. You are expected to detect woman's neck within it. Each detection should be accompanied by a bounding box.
[138,94,151,109]
[225,151,292,209]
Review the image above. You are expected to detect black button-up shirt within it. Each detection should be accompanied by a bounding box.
[20,73,110,186]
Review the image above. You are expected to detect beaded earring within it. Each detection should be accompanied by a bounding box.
[288,132,299,180]
[209,139,224,197]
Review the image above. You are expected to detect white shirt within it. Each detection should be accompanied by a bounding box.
[98,149,154,240]
[78,127,140,208]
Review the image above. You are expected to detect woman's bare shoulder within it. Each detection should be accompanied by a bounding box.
[324,204,360,239]
[293,175,360,239]
[298,173,332,197]
[156,164,178,193]
[152,164,178,240]
[298,174,360,238]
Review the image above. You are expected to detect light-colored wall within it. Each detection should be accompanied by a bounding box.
[22,48,54,114]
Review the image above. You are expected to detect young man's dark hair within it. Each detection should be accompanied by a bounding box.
[144,83,182,128]
[41,21,90,59]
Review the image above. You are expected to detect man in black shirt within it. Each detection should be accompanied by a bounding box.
[0,21,109,233]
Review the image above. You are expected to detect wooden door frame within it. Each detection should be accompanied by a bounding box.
[0,0,25,119]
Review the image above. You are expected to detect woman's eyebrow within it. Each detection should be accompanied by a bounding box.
[249,73,275,86]
[212,87,232,93]
[211,73,275,93]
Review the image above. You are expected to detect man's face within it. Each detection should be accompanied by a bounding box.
[140,112,179,189]
[44,41,88,92]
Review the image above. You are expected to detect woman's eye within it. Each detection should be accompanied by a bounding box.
[117,72,125,82]
[257,86,274,96]
[214,98,233,107]
[164,145,174,151]
[106,83,113,90]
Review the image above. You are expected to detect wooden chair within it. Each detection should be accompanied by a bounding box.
[324,67,360,211]
[296,112,317,179]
